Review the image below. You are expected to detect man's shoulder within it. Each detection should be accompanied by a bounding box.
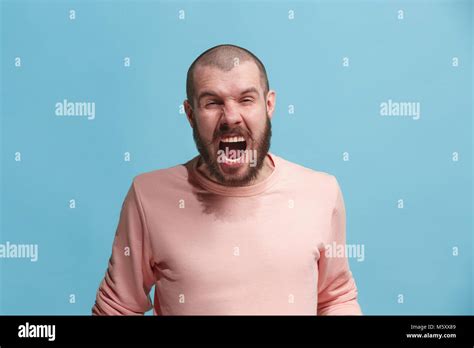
[275,153,337,187]
[131,159,193,189]
[274,153,341,205]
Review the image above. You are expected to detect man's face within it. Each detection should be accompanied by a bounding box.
[186,61,276,186]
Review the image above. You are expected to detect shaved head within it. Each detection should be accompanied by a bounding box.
[186,44,270,107]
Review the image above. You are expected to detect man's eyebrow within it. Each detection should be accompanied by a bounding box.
[197,90,219,103]
[239,87,260,96]
[197,87,260,103]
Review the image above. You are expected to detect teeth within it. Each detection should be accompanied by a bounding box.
[221,136,245,143]
[223,152,244,162]
[224,155,242,162]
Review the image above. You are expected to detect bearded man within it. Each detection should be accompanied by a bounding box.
[92,44,362,316]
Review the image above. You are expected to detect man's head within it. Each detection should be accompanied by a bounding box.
[184,44,276,186]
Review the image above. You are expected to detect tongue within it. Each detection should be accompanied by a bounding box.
[219,141,246,153]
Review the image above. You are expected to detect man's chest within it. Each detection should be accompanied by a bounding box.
[145,192,331,287]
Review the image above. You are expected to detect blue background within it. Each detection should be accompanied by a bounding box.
[1,0,472,314]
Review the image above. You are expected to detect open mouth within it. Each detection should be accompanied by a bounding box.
[218,135,248,164]
[218,135,247,154]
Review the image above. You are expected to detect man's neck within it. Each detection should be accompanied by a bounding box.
[196,154,274,187]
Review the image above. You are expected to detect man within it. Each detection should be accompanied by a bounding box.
[92,44,362,315]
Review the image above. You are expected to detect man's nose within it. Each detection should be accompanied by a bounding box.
[221,102,243,126]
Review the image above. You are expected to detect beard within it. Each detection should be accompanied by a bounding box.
[193,115,272,187]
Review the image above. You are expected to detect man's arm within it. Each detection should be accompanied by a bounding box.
[317,176,362,315]
[92,180,156,315]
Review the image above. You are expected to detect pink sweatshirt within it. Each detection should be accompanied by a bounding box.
[92,152,362,315]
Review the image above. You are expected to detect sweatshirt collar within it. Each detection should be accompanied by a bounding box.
[190,152,280,197]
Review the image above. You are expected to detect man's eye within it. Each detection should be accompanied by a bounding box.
[206,101,218,106]
[242,99,253,104]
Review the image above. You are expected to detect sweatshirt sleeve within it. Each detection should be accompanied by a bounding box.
[92,180,156,315]
[317,176,362,315]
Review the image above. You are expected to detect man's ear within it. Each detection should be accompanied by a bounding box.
[265,90,276,120]
[183,99,194,128]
